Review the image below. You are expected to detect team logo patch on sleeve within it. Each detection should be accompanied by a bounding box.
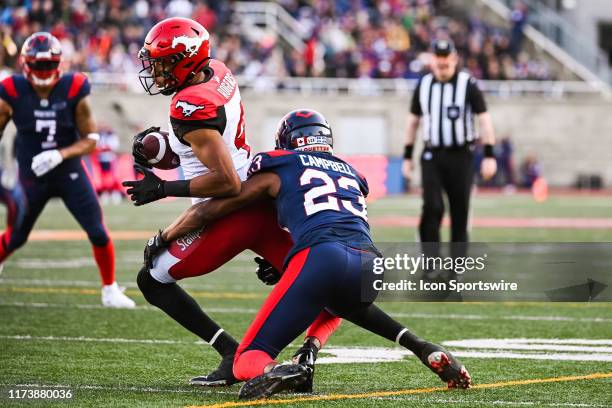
[175,100,205,117]
[172,35,204,57]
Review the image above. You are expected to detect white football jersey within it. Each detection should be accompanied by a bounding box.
[168,59,251,204]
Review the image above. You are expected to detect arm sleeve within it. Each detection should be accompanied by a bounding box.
[410,79,422,116]
[467,77,487,114]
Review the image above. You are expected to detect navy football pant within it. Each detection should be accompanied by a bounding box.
[0,174,28,254]
[1,164,109,256]
[233,242,378,380]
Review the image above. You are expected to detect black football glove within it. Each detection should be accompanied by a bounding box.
[132,126,160,168]
[122,165,167,206]
[144,230,169,269]
[254,257,281,285]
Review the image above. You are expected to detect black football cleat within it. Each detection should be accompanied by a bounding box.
[190,354,240,387]
[420,343,472,389]
[291,339,318,393]
[238,364,311,400]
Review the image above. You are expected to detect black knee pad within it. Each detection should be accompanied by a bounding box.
[137,266,165,297]
[136,265,179,306]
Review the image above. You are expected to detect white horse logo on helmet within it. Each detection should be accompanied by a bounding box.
[171,35,203,57]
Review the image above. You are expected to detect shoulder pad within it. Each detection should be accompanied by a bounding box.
[354,168,369,197]
[0,75,18,100]
[247,150,296,178]
[67,72,90,100]
[171,84,223,121]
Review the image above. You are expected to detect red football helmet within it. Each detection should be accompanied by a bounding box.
[21,32,62,87]
[138,17,211,95]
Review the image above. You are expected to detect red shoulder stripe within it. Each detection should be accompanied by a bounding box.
[265,149,295,157]
[0,76,17,98]
[68,72,87,99]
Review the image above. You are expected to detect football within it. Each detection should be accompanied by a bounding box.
[140,130,180,170]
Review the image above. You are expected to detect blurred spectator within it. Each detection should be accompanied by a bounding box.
[520,154,542,188]
[496,136,515,187]
[92,124,123,205]
[0,0,552,81]
[509,0,528,58]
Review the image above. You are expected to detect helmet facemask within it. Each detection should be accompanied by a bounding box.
[138,50,183,96]
[138,47,210,96]
[25,58,61,86]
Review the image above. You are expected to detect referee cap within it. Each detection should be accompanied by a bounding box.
[431,39,456,56]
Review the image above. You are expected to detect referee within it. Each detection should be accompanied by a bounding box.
[403,39,497,247]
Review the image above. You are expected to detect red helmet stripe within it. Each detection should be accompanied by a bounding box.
[296,111,315,118]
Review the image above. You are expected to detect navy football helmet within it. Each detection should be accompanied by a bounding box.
[21,32,62,87]
[275,109,333,153]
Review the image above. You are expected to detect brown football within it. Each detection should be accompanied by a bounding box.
[141,130,180,170]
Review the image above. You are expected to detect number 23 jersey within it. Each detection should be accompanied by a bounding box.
[248,149,373,263]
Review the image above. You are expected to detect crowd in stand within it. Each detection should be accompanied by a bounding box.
[0,0,552,81]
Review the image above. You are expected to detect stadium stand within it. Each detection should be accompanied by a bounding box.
[0,0,552,80]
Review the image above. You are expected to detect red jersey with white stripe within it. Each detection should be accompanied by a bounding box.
[167,59,250,203]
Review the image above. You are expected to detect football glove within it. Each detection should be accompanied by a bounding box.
[122,165,167,206]
[144,230,169,269]
[31,149,63,177]
[254,257,281,285]
[132,126,160,168]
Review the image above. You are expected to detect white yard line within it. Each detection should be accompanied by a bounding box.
[0,334,201,345]
[3,335,612,363]
[0,301,258,314]
[390,312,612,323]
[1,300,610,323]
[0,277,258,290]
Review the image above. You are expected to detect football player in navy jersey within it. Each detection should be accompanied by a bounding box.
[0,32,134,308]
[0,162,27,275]
[158,109,472,399]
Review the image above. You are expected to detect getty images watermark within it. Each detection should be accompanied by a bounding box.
[361,243,611,302]
[371,252,518,293]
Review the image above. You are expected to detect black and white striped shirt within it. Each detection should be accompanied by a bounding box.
[410,71,487,148]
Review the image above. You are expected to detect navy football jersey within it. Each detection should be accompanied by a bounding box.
[248,149,374,263]
[0,73,90,179]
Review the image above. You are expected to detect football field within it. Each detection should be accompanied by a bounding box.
[1,193,611,407]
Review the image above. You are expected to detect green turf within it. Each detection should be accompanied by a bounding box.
[0,194,611,407]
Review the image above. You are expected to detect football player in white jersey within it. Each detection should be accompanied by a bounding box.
[123,17,342,388]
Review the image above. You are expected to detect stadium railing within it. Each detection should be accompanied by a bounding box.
[86,71,607,98]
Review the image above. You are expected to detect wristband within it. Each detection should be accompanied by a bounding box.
[403,144,414,159]
[484,144,495,158]
[87,133,100,141]
[163,180,191,197]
